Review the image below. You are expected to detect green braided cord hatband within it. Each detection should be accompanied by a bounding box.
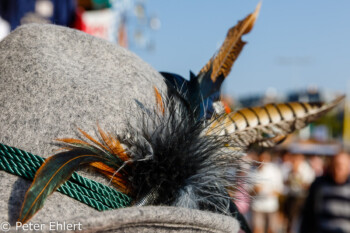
[0,143,132,211]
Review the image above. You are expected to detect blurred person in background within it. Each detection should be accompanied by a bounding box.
[275,149,292,232]
[251,150,283,233]
[234,150,257,221]
[309,155,325,177]
[279,149,293,182]
[300,151,350,233]
[284,152,315,233]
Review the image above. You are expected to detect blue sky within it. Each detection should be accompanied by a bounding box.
[132,1,350,98]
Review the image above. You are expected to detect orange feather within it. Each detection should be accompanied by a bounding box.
[90,162,129,193]
[56,138,89,146]
[78,128,110,152]
[97,125,129,161]
[154,87,165,115]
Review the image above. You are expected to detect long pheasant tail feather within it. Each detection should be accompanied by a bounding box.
[208,95,345,147]
[198,2,261,82]
[18,152,109,223]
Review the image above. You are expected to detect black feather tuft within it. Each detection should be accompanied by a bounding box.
[113,94,251,215]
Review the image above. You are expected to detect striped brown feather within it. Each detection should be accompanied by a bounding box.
[264,104,282,123]
[198,3,261,82]
[207,96,345,147]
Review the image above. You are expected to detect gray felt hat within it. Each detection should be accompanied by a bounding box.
[0,24,240,232]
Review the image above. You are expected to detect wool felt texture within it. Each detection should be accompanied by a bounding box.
[0,24,240,232]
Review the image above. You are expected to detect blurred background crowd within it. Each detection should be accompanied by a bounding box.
[234,145,350,233]
[1,1,350,233]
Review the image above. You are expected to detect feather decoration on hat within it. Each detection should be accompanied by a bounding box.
[18,89,250,223]
[18,87,344,226]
